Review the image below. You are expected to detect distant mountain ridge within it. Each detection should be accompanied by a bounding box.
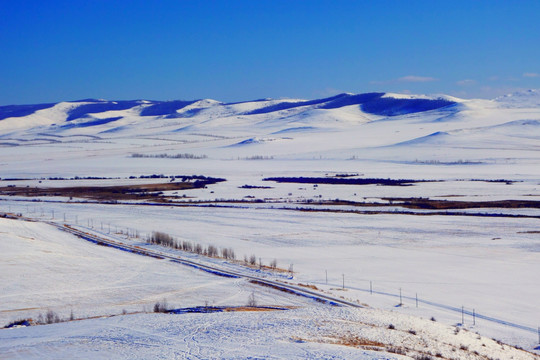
[1,90,539,159]
[0,92,457,123]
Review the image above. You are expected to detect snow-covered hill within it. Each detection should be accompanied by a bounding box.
[2,90,540,358]
[0,92,456,137]
[1,90,539,166]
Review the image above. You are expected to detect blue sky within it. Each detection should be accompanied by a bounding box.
[1,0,539,105]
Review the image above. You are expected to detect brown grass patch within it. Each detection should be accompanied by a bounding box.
[382,197,540,210]
[0,182,196,201]
[298,283,319,290]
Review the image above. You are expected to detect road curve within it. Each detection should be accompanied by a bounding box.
[55,222,364,309]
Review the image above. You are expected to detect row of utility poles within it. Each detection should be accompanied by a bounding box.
[321,270,530,335]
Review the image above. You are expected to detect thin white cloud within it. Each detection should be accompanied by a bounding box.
[456,79,476,86]
[397,75,438,83]
[523,72,539,78]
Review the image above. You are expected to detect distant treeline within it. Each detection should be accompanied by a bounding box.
[1,176,120,181]
[131,153,207,159]
[130,174,225,184]
[0,174,220,182]
[263,177,432,186]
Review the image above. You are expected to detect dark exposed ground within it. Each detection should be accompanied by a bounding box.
[0,181,220,201]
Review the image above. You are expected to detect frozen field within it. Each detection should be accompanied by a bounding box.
[1,91,540,357]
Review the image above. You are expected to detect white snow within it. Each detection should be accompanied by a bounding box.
[1,91,540,357]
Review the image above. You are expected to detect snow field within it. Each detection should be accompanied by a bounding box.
[1,306,537,360]
[0,217,309,327]
[2,90,540,357]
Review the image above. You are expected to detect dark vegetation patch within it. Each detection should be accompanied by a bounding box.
[289,206,540,219]
[263,177,433,186]
[467,179,519,184]
[239,185,273,189]
[1,174,222,182]
[382,197,540,210]
[130,153,207,159]
[0,178,225,201]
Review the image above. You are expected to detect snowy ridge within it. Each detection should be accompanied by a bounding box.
[1,90,540,358]
[494,89,540,108]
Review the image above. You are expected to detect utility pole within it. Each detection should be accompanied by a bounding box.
[370,281,372,295]
[342,274,345,290]
[461,306,465,325]
[399,288,402,306]
[473,309,476,325]
[415,293,418,308]
[325,270,328,285]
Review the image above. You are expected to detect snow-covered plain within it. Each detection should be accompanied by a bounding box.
[1,91,540,358]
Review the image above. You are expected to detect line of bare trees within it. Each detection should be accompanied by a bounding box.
[148,231,236,260]
[148,231,278,270]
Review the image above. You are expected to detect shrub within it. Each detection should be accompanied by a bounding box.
[247,292,257,307]
[185,241,193,252]
[249,254,257,266]
[150,231,175,247]
[153,299,168,313]
[207,245,218,257]
[46,310,60,324]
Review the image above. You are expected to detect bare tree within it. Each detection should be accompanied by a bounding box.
[45,309,60,324]
[153,299,169,313]
[249,254,257,266]
[247,292,257,307]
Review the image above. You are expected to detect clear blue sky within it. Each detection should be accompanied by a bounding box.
[1,0,539,105]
